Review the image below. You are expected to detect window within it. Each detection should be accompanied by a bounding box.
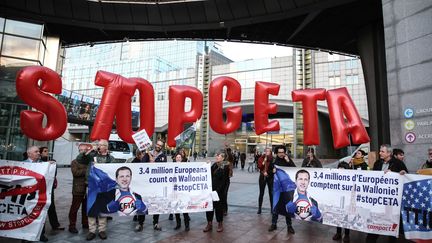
[157,92,164,101]
[346,59,358,69]
[346,75,359,84]
[329,76,341,86]
[329,62,340,71]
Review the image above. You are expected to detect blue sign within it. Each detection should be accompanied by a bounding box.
[404,108,414,118]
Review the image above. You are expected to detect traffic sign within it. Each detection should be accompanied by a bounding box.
[404,120,415,130]
[405,132,416,143]
[404,108,414,118]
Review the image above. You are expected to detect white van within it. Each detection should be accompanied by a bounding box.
[108,134,133,163]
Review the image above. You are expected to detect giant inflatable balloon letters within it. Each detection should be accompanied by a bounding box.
[292,89,326,145]
[209,77,242,134]
[89,71,154,143]
[16,66,67,140]
[167,85,203,147]
[326,88,370,149]
[16,67,370,148]
[115,78,155,143]
[254,82,280,135]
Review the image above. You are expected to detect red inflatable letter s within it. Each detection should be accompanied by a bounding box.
[16,66,67,141]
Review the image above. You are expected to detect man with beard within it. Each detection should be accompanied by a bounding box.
[269,146,296,234]
[138,139,167,231]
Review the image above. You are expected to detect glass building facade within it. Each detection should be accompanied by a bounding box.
[0,18,62,160]
[208,49,367,158]
[62,41,367,158]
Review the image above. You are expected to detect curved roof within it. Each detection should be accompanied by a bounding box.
[0,0,382,55]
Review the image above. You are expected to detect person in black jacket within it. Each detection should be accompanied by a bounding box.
[269,146,296,234]
[203,151,229,233]
[366,144,407,243]
[301,147,322,168]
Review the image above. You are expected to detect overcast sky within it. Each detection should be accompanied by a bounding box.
[215,41,293,61]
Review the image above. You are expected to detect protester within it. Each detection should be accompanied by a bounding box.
[333,162,350,242]
[131,149,144,163]
[349,149,368,170]
[203,151,229,233]
[366,144,408,243]
[269,146,296,234]
[240,152,246,170]
[68,144,90,234]
[257,148,274,215]
[146,139,167,231]
[77,139,114,241]
[421,146,432,169]
[392,148,405,162]
[301,147,322,168]
[173,153,191,231]
[40,146,65,232]
[23,146,52,242]
[222,147,234,216]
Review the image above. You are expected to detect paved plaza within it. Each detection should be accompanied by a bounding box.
[2,161,411,243]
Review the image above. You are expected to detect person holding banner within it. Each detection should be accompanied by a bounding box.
[257,148,274,215]
[285,169,323,222]
[79,139,114,241]
[173,153,191,231]
[68,144,90,234]
[22,146,52,242]
[301,147,323,168]
[147,139,167,231]
[366,144,408,243]
[203,151,229,233]
[40,147,65,232]
[269,146,296,234]
[349,149,368,170]
[333,162,351,242]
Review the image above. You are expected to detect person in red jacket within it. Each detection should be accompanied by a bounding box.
[257,148,274,214]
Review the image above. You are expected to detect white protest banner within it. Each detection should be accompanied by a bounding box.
[132,129,152,151]
[0,160,56,241]
[401,174,432,241]
[87,162,212,217]
[273,167,403,237]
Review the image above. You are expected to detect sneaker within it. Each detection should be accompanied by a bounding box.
[69,227,79,234]
[86,232,96,241]
[168,214,174,220]
[153,224,162,231]
[343,235,350,243]
[287,226,295,234]
[268,224,277,232]
[135,224,143,232]
[98,231,107,240]
[333,233,342,241]
[257,209,261,214]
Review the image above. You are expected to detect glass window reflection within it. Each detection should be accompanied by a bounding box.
[5,19,43,38]
[2,35,41,60]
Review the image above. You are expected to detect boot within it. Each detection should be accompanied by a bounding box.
[174,218,181,230]
[185,219,190,231]
[217,222,223,232]
[203,222,212,232]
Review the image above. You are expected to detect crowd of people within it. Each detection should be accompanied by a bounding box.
[18,142,432,242]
